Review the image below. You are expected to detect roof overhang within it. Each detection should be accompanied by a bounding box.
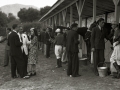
[39,0,115,23]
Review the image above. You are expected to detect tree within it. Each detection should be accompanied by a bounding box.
[18,8,39,22]
[39,6,51,18]
[0,11,8,27]
[17,6,51,22]
[8,13,16,23]
[18,8,27,22]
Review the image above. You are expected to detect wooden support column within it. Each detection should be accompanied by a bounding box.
[59,12,61,26]
[76,0,85,58]
[45,21,47,28]
[47,19,49,27]
[113,0,120,23]
[48,19,50,27]
[70,5,73,26]
[62,9,67,26]
[43,22,45,28]
[54,15,57,26]
[85,18,87,27]
[93,0,96,22]
[51,17,54,28]
[105,13,108,23]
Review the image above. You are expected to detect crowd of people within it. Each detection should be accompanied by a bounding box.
[0,24,38,79]
[0,17,120,79]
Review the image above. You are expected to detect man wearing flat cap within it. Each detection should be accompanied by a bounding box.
[66,23,80,77]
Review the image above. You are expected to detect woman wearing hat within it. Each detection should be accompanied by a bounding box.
[54,28,64,68]
[110,21,120,78]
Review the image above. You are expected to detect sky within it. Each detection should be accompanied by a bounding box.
[0,0,58,8]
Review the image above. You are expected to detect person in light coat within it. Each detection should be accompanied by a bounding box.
[18,26,31,77]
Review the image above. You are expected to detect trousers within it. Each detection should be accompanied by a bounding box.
[55,45,62,59]
[67,52,79,76]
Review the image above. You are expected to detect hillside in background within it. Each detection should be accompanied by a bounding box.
[0,4,39,18]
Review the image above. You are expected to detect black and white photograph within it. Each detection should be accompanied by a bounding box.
[0,0,120,90]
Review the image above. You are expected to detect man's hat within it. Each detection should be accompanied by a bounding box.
[55,28,61,33]
[71,23,78,29]
[30,28,35,31]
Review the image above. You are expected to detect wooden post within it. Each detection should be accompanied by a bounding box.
[54,15,57,26]
[48,18,51,27]
[70,5,73,26]
[105,13,108,23]
[62,9,67,26]
[85,18,87,27]
[58,13,60,25]
[93,0,96,22]
[76,0,84,58]
[45,21,46,28]
[113,0,120,23]
[115,5,120,23]
[51,17,54,29]
[43,21,45,28]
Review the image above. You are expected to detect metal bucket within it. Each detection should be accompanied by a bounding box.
[97,62,108,77]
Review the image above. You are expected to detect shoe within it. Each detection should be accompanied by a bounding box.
[113,62,120,78]
[70,75,72,77]
[3,65,8,67]
[94,72,99,76]
[113,72,120,79]
[58,58,62,67]
[63,62,67,64]
[27,72,32,76]
[23,76,30,79]
[12,76,18,79]
[72,74,81,77]
[32,72,36,76]
[56,66,60,68]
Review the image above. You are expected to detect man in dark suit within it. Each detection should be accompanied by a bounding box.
[45,27,51,58]
[66,23,80,77]
[40,29,45,53]
[8,24,27,78]
[91,18,109,76]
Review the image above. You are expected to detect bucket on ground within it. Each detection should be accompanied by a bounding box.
[97,62,108,77]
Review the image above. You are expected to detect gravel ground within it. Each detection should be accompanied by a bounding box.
[0,42,120,90]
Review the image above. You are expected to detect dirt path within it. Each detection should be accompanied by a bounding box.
[0,42,120,90]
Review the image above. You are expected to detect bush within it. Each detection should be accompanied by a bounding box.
[0,27,6,36]
[22,22,41,32]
